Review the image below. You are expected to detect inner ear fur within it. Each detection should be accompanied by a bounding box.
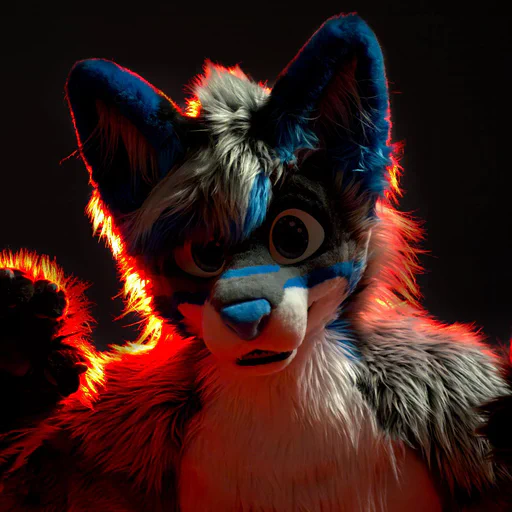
[95,100,160,186]
[315,57,366,145]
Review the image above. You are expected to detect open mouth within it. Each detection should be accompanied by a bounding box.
[236,349,293,366]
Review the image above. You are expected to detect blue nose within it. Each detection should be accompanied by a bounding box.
[220,299,271,340]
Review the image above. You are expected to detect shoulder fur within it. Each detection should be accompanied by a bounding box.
[1,338,207,500]
[353,312,510,502]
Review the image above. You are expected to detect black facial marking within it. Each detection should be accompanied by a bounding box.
[271,176,331,230]
[269,174,335,250]
[153,290,209,338]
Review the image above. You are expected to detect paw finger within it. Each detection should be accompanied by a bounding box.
[0,269,15,308]
[0,268,16,281]
[1,270,34,308]
[12,275,35,305]
[31,281,67,318]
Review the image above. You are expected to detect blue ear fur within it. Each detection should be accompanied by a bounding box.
[66,59,185,214]
[259,14,392,196]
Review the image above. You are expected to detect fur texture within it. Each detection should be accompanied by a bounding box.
[1,12,511,512]
[129,63,283,247]
[354,314,509,505]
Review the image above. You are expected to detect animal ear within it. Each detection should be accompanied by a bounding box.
[257,14,392,196]
[66,59,186,215]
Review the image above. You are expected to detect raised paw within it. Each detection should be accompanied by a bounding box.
[0,269,67,319]
[0,268,85,397]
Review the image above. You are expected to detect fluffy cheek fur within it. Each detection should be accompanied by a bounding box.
[178,303,204,338]
[306,277,350,335]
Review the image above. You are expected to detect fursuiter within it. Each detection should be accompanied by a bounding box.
[0,13,511,512]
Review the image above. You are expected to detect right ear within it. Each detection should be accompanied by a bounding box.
[66,59,185,216]
[255,14,392,198]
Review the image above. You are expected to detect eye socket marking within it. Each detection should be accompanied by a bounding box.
[173,209,325,277]
[174,239,226,278]
[269,208,325,265]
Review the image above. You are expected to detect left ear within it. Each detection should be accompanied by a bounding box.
[66,59,186,216]
[257,14,391,196]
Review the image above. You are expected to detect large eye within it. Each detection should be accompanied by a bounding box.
[269,209,325,265]
[174,239,226,278]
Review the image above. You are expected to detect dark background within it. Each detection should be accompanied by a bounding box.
[0,3,510,348]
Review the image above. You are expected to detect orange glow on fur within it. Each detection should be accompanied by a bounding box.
[65,92,186,406]
[67,82,167,354]
[185,97,201,118]
[183,63,272,120]
[259,83,272,95]
[373,201,423,306]
[0,250,65,289]
[86,191,164,353]
[0,194,188,408]
[226,65,247,80]
[386,156,402,202]
[0,249,106,406]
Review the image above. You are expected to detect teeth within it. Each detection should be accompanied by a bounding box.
[241,349,277,360]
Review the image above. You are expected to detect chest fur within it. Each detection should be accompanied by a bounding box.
[178,336,439,511]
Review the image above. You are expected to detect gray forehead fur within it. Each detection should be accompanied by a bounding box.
[354,317,509,499]
[130,64,284,246]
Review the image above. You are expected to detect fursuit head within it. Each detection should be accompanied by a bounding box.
[1,12,511,512]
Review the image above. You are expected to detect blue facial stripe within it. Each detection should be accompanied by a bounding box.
[221,298,271,325]
[243,172,271,237]
[221,264,280,280]
[283,260,364,291]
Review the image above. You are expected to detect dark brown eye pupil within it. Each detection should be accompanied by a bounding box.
[192,240,225,272]
[272,215,309,259]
